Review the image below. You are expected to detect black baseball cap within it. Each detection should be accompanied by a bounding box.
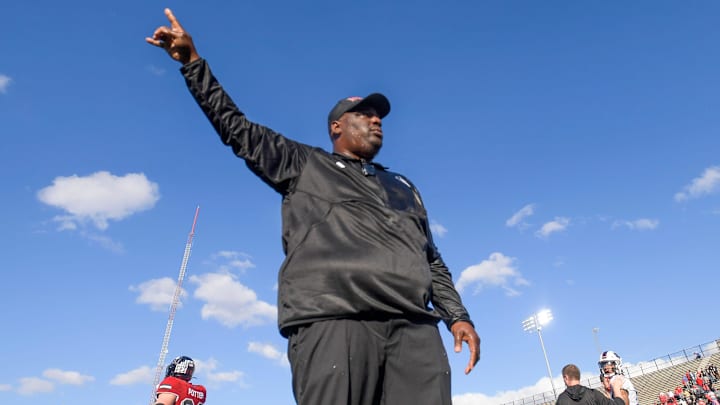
[327,93,391,130]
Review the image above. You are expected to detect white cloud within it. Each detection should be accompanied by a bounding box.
[83,231,125,253]
[0,74,11,93]
[612,218,659,231]
[211,251,255,272]
[191,272,276,328]
[248,342,290,367]
[195,358,248,387]
[506,204,535,228]
[42,369,94,385]
[675,166,720,202]
[147,65,166,76]
[194,358,219,374]
[535,217,570,238]
[110,366,153,385]
[0,383,12,391]
[456,252,529,296]
[207,370,246,384]
[17,377,54,395]
[430,220,448,238]
[130,277,186,312]
[248,342,283,360]
[37,171,160,231]
[50,215,78,231]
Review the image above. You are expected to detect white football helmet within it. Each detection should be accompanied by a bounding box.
[598,350,623,377]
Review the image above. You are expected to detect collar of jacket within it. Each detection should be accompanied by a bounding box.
[331,152,389,170]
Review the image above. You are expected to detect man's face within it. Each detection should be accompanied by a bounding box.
[331,107,383,160]
[603,363,616,376]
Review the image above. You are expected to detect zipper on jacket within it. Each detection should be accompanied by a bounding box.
[360,159,376,176]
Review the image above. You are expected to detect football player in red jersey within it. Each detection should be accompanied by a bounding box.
[155,356,207,405]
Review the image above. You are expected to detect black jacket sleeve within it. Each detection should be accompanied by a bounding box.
[416,197,473,330]
[427,242,474,330]
[180,58,310,194]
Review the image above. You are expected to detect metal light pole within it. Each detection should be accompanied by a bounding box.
[592,327,601,355]
[522,309,558,399]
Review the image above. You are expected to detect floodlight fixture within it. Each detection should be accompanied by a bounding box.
[522,309,558,399]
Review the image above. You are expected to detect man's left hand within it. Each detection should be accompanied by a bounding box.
[451,321,480,374]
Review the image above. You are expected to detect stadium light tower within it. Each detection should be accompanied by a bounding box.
[522,309,558,399]
[592,327,601,355]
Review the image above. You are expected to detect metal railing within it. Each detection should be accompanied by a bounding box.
[499,338,720,405]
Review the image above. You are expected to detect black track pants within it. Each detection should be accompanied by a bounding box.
[287,318,452,405]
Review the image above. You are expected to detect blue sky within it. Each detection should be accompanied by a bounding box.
[2,1,719,404]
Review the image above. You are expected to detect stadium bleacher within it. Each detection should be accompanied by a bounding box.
[499,338,720,405]
[632,352,720,405]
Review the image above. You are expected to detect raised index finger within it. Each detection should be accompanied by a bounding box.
[164,8,184,31]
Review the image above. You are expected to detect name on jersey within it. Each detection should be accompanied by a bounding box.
[188,387,205,399]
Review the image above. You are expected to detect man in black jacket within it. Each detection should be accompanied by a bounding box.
[146,8,480,405]
[557,364,628,405]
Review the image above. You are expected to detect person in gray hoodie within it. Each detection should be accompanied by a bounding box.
[556,364,628,405]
